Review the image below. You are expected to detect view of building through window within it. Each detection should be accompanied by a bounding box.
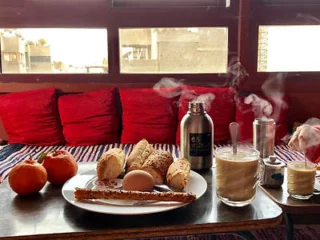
[0,28,108,73]
[258,25,320,72]
[119,27,228,73]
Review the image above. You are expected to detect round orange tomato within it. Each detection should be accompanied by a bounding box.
[9,159,48,195]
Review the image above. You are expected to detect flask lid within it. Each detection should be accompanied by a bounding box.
[189,101,205,113]
[264,155,285,167]
[269,155,277,162]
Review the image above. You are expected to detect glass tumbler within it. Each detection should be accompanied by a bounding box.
[215,146,260,207]
[287,161,316,200]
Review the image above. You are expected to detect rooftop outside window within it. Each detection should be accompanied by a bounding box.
[0,28,108,74]
[119,27,228,74]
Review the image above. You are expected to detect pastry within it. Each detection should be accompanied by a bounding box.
[166,158,191,190]
[126,139,154,172]
[141,150,173,185]
[96,148,125,180]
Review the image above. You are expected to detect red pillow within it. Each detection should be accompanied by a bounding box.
[176,86,236,145]
[235,94,289,143]
[0,88,64,145]
[58,88,119,146]
[120,88,180,144]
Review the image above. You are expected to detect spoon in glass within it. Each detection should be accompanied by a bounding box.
[229,122,239,155]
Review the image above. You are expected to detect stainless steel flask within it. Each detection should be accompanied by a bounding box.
[180,101,214,170]
[253,118,275,159]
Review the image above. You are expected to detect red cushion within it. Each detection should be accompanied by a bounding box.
[120,88,180,144]
[235,94,289,143]
[176,86,236,145]
[0,88,64,145]
[58,88,119,146]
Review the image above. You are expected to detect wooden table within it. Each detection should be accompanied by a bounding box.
[260,167,320,240]
[0,163,283,240]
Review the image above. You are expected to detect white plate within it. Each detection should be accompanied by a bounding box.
[62,169,207,215]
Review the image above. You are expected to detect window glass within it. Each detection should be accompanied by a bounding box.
[258,25,320,72]
[119,27,228,74]
[0,28,108,73]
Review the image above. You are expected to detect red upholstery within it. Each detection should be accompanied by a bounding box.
[235,94,289,143]
[0,88,64,145]
[120,88,180,144]
[176,86,236,145]
[58,88,119,146]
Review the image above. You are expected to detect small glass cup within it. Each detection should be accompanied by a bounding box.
[287,161,316,200]
[215,146,260,207]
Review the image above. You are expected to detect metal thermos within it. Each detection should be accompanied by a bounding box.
[253,118,275,159]
[180,101,214,170]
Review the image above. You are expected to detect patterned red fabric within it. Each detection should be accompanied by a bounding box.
[176,86,236,145]
[305,125,320,163]
[58,88,119,146]
[235,94,289,143]
[120,88,180,144]
[0,88,64,145]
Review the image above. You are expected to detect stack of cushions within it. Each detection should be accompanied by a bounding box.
[0,88,119,146]
[0,87,289,146]
[58,88,119,145]
[0,88,64,145]
[120,88,180,144]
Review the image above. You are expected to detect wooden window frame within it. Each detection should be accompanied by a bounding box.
[243,0,320,91]
[0,0,239,85]
[112,0,229,8]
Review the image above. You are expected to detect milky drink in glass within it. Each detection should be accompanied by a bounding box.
[215,147,260,207]
[287,161,316,200]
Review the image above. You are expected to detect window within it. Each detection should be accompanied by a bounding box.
[0,28,108,73]
[119,27,228,74]
[258,25,320,72]
[3,53,17,62]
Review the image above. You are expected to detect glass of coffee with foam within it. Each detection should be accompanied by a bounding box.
[215,146,260,207]
[287,161,316,200]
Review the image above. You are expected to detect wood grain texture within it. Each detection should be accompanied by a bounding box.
[260,167,320,214]
[0,163,283,240]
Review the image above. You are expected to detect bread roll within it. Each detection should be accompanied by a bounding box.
[74,187,196,203]
[126,139,154,172]
[97,148,125,180]
[141,150,173,185]
[166,158,191,190]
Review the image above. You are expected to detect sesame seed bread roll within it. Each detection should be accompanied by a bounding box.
[141,150,174,185]
[97,148,125,180]
[166,158,191,190]
[126,139,154,172]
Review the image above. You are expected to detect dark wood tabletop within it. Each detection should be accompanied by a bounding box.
[260,167,320,214]
[0,163,283,240]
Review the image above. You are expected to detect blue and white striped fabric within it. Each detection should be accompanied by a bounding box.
[0,143,180,183]
[0,143,305,183]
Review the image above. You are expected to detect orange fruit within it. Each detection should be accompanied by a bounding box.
[9,158,48,195]
[42,150,78,185]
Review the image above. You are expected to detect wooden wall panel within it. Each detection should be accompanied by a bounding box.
[287,92,320,126]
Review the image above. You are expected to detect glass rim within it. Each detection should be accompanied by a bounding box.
[287,160,317,168]
[215,146,260,158]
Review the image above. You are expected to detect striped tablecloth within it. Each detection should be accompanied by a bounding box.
[0,143,305,183]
